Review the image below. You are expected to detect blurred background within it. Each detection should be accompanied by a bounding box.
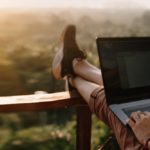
[0,0,150,149]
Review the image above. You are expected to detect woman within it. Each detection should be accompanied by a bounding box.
[52,25,150,150]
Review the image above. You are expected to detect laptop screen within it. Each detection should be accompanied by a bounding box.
[96,37,150,104]
[117,51,150,89]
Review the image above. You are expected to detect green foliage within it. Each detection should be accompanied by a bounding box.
[0,122,76,150]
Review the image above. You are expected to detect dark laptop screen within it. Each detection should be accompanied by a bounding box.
[117,51,150,89]
[96,37,150,104]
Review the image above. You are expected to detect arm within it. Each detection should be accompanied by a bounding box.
[127,111,150,149]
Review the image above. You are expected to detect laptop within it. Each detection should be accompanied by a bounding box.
[96,37,150,125]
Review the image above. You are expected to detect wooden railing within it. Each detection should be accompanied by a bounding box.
[0,91,92,150]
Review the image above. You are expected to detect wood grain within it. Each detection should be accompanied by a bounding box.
[0,91,86,112]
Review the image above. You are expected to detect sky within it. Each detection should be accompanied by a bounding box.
[0,0,150,9]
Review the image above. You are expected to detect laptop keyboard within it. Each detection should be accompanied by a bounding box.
[123,105,150,116]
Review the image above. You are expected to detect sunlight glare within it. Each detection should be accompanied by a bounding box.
[0,0,149,9]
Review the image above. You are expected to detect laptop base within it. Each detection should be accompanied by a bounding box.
[110,98,150,125]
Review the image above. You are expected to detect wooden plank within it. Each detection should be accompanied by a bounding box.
[76,106,92,150]
[0,91,86,112]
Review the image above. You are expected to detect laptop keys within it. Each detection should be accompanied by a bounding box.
[123,105,150,116]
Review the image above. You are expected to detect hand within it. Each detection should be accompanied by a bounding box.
[127,111,150,146]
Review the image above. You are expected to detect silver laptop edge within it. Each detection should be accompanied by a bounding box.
[110,98,150,125]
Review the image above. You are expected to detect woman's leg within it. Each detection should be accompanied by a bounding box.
[73,59,103,85]
[71,76,101,104]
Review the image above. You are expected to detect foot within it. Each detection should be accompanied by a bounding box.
[52,25,86,79]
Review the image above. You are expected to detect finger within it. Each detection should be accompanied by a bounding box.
[130,112,141,123]
[136,111,142,113]
[139,113,146,120]
[127,118,135,128]
[136,111,142,116]
[136,111,145,119]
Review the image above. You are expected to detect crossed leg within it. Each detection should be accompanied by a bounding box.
[71,59,102,102]
[70,59,143,150]
[52,25,143,150]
